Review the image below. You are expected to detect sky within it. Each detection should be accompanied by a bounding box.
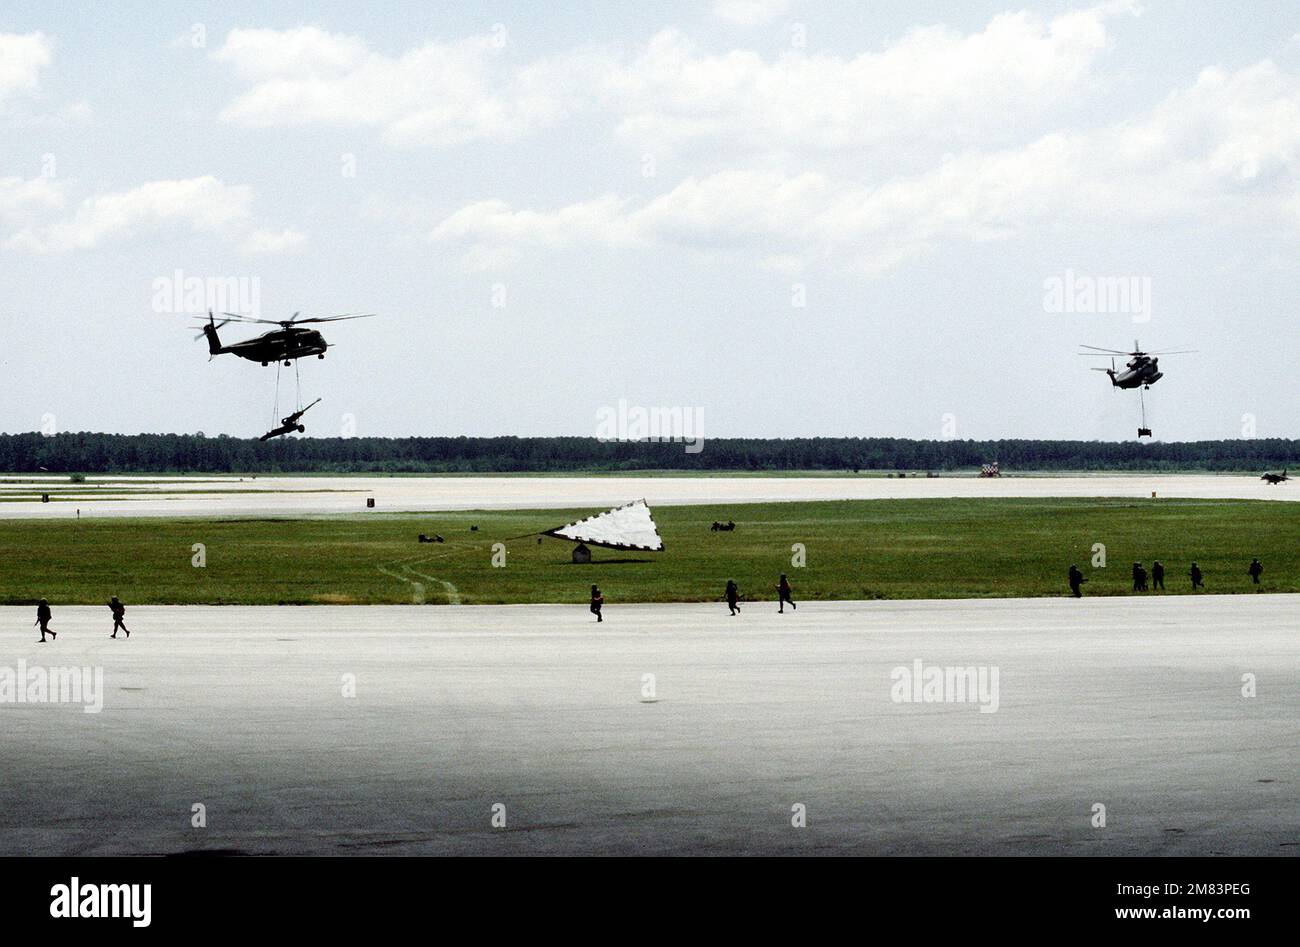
[1,0,1298,442]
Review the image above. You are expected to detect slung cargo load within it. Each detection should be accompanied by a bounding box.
[543,499,664,552]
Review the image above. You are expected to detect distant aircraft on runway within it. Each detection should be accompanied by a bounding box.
[1260,469,1290,485]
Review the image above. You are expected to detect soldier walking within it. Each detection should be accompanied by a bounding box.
[109,595,130,638]
[35,599,56,642]
[1068,564,1086,598]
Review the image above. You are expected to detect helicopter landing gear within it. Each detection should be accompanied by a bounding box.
[262,361,268,366]
[318,353,325,359]
[284,360,292,367]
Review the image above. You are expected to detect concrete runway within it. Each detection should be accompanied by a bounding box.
[1,596,1294,856]
[1,472,1292,517]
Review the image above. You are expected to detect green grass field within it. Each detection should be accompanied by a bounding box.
[0,498,1294,605]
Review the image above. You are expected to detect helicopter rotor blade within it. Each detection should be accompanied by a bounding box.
[281,313,378,325]
[1141,349,1198,356]
[215,311,377,326]
[219,312,286,326]
[1078,345,1131,355]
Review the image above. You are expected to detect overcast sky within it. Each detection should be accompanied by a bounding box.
[1,0,1297,442]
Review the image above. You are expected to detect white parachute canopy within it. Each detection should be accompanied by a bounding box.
[544,499,664,552]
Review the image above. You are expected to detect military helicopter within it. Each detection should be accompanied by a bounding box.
[1080,340,1196,438]
[195,310,374,366]
[1078,340,1196,390]
[1261,469,1290,485]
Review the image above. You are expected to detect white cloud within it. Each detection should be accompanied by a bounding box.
[429,55,1300,274]
[240,227,307,255]
[432,195,630,243]
[1135,60,1300,189]
[596,4,1133,152]
[430,194,635,270]
[1,99,93,131]
[428,153,1081,272]
[213,6,1133,152]
[712,0,792,27]
[3,176,266,253]
[0,176,64,225]
[214,26,563,147]
[0,32,52,103]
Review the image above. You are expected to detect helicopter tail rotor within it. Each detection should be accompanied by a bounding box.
[1088,358,1118,385]
[193,310,231,358]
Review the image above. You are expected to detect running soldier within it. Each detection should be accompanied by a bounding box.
[725,580,741,615]
[776,574,796,613]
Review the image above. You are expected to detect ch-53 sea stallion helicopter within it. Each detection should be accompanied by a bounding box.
[1079,340,1196,438]
[195,310,374,366]
[190,310,374,440]
[1078,340,1196,390]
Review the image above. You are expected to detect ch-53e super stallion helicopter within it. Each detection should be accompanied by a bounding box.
[195,310,374,365]
[189,310,374,440]
[1079,340,1196,437]
[1078,340,1196,390]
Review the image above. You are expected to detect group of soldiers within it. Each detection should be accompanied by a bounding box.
[32,596,130,642]
[724,574,797,615]
[1067,559,1265,597]
[588,574,798,621]
[25,561,1276,632]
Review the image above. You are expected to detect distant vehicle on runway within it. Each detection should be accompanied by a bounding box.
[1261,469,1290,485]
[195,310,374,367]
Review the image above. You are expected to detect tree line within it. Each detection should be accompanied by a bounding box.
[0,432,1295,474]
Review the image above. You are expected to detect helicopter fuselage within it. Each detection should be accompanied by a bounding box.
[206,323,328,365]
[1105,355,1162,389]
